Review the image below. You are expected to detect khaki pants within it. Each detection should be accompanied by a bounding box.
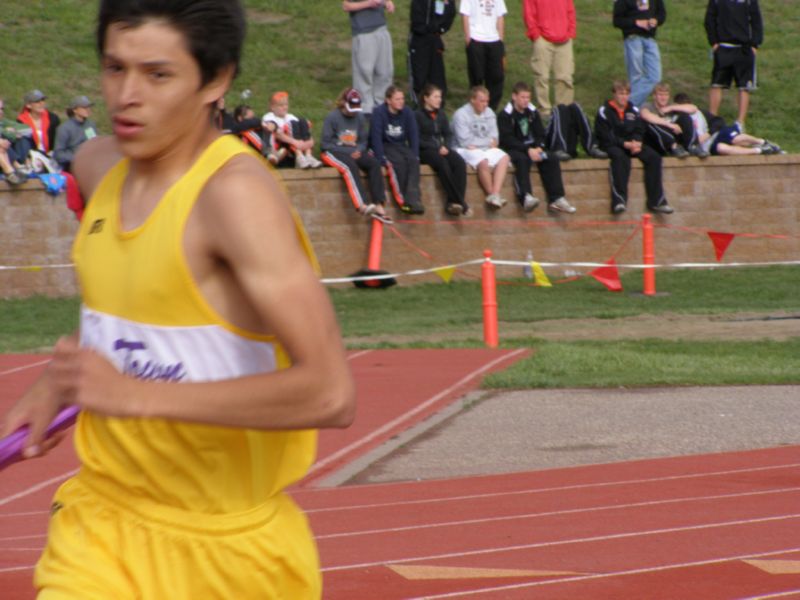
[530,37,574,118]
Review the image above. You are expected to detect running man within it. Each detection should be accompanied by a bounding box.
[0,1,355,598]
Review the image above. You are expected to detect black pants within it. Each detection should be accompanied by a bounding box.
[321,149,386,211]
[409,33,447,105]
[506,149,565,203]
[644,112,695,154]
[547,103,596,157]
[384,144,422,209]
[465,39,505,111]
[606,145,665,210]
[419,147,467,208]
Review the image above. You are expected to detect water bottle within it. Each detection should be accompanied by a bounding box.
[522,250,533,279]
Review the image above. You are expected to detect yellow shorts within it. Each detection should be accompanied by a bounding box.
[35,475,321,599]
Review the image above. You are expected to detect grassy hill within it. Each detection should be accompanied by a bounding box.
[0,0,796,151]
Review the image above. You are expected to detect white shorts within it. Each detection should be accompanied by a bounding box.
[456,147,508,169]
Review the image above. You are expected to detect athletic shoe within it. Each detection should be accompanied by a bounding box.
[548,197,576,214]
[612,202,627,214]
[462,206,474,218]
[689,144,710,158]
[670,145,690,159]
[522,193,540,212]
[268,148,287,166]
[485,194,505,209]
[760,140,784,155]
[587,145,608,159]
[648,201,675,214]
[359,203,377,218]
[400,202,425,215]
[372,212,393,224]
[3,171,24,186]
[294,153,309,169]
[446,203,464,216]
[552,149,572,162]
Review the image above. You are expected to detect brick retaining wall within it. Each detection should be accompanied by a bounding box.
[2,154,798,297]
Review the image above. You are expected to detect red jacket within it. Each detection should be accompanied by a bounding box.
[523,0,576,44]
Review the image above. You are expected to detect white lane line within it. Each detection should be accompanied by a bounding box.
[303,460,800,514]
[0,470,77,508]
[413,547,800,599]
[346,350,372,361]
[0,358,50,377]
[743,591,800,600]
[315,486,800,540]
[0,534,47,542]
[0,565,36,573]
[321,513,800,572]
[0,511,50,518]
[306,349,527,478]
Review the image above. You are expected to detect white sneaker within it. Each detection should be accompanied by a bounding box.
[295,153,310,169]
[307,155,323,168]
[548,197,577,214]
[522,193,540,212]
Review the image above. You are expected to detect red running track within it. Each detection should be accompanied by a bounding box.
[3,351,800,599]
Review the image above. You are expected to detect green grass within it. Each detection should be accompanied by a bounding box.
[0,1,796,151]
[3,267,797,388]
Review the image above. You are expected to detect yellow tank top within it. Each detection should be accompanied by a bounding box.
[71,135,318,514]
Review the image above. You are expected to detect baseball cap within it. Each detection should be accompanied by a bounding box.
[24,89,46,104]
[345,88,363,113]
[69,95,93,109]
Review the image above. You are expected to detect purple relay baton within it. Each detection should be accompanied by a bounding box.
[0,405,79,471]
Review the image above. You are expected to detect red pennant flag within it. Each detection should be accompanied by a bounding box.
[707,231,735,262]
[589,259,623,292]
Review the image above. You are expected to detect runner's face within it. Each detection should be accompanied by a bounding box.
[101,20,227,160]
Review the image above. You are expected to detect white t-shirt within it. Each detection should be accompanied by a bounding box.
[460,0,507,43]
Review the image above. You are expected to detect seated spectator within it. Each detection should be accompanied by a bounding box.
[370,85,424,214]
[262,91,322,169]
[0,97,34,171]
[321,88,391,223]
[498,81,575,214]
[451,85,510,209]
[595,79,674,214]
[415,84,471,216]
[17,89,60,156]
[639,82,701,158]
[671,92,782,157]
[232,104,268,152]
[53,96,98,173]
[1,138,25,185]
[545,102,608,160]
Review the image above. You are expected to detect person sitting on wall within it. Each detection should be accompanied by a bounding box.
[53,96,98,173]
[17,89,60,157]
[262,91,323,169]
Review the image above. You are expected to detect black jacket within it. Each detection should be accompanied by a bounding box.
[410,0,456,36]
[415,107,454,151]
[497,102,547,154]
[613,0,666,39]
[594,100,645,150]
[704,0,763,48]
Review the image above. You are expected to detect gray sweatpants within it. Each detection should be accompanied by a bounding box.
[351,25,394,114]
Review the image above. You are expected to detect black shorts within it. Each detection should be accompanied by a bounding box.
[711,45,757,90]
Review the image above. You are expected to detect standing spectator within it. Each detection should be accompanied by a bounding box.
[370,85,424,214]
[498,81,575,214]
[639,82,703,158]
[522,0,576,122]
[408,0,457,106]
[460,0,507,111]
[451,85,510,209]
[343,0,395,115]
[17,89,60,156]
[53,96,98,173]
[595,80,674,215]
[415,83,470,216]
[704,0,762,131]
[321,88,391,222]
[262,91,323,169]
[613,0,666,108]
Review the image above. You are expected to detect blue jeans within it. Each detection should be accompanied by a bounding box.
[624,36,661,107]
